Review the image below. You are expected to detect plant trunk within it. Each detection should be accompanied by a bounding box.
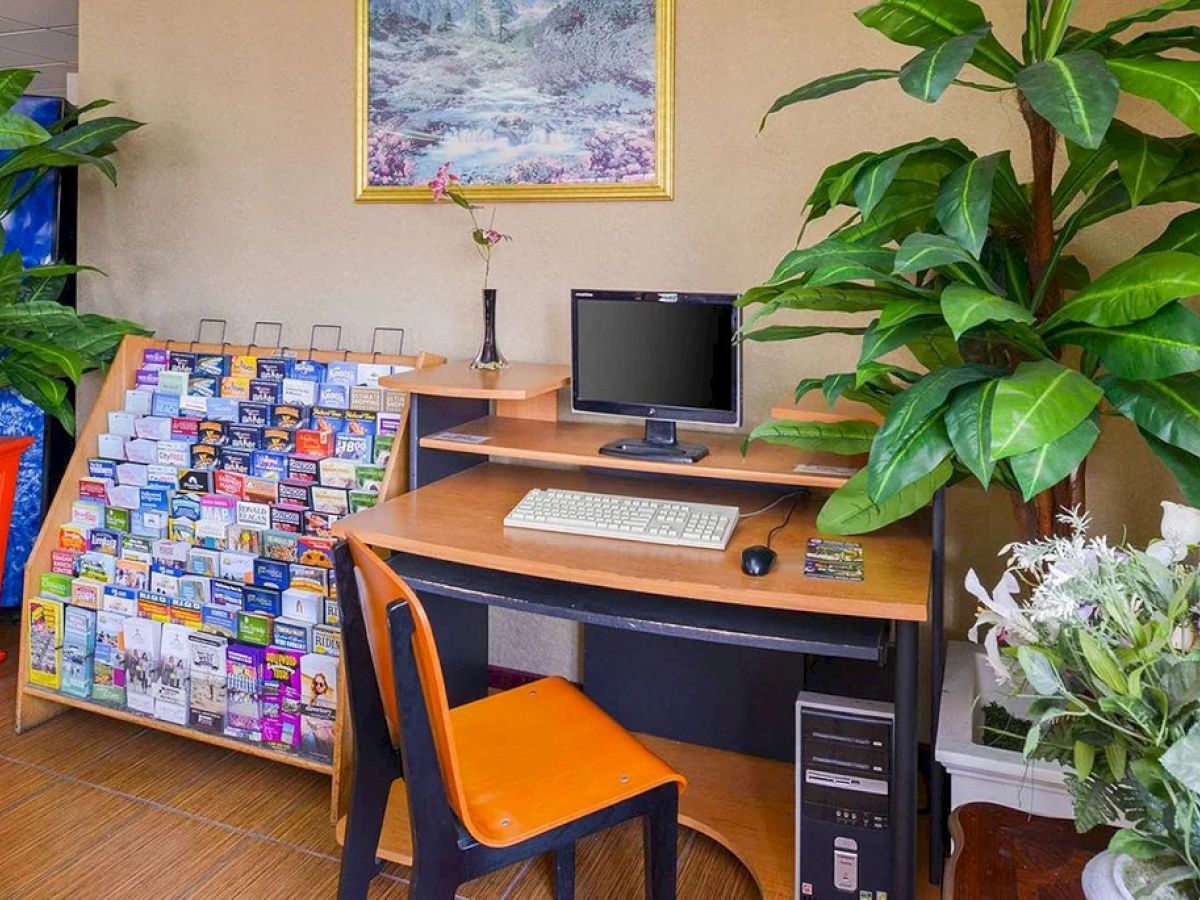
[1008,460,1089,541]
[1013,95,1083,540]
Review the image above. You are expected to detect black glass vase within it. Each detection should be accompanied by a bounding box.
[470,288,509,370]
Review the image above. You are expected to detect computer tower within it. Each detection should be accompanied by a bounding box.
[796,692,894,899]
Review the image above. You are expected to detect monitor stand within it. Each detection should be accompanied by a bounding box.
[598,419,709,464]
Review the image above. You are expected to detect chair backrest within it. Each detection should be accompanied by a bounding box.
[344,536,472,825]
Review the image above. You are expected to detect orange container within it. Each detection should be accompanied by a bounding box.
[0,435,35,665]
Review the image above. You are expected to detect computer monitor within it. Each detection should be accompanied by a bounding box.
[571,289,742,463]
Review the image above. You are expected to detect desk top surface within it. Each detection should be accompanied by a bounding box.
[336,464,932,622]
[379,361,571,400]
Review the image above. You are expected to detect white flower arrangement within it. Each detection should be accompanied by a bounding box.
[967,502,1200,890]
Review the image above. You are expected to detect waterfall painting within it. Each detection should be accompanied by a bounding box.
[356,0,674,201]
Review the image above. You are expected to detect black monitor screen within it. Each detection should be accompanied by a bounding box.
[572,294,739,423]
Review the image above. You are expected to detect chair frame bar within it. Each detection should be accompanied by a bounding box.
[334,542,680,900]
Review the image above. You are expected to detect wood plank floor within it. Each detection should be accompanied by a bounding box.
[0,617,941,898]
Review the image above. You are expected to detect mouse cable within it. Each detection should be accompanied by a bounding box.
[766,495,802,550]
[738,489,808,520]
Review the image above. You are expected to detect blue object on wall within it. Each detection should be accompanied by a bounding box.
[0,96,66,608]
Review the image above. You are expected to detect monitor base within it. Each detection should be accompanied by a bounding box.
[597,420,709,464]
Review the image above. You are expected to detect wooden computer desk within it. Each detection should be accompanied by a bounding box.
[335,363,938,900]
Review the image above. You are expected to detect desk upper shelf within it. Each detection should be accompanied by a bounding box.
[420,416,862,490]
[380,361,571,401]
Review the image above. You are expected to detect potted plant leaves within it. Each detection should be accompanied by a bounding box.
[746,0,1200,542]
[0,67,147,644]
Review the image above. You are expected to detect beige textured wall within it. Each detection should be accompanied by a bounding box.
[78,1,1190,679]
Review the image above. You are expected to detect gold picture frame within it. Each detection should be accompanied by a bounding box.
[355,0,674,203]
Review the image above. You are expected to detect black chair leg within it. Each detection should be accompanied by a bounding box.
[554,842,576,900]
[643,786,679,900]
[337,770,390,899]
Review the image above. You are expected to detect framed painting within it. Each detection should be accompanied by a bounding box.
[355,0,674,202]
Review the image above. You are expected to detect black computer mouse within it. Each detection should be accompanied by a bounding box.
[741,545,777,577]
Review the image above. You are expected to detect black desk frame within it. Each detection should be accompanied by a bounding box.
[400,392,947,900]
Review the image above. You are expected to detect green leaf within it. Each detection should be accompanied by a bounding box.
[1160,733,1200,794]
[935,152,1000,258]
[854,0,1021,82]
[879,299,943,330]
[1015,52,1119,149]
[837,180,939,244]
[866,365,999,497]
[1074,740,1096,783]
[1141,428,1200,504]
[748,419,878,456]
[815,459,953,535]
[867,412,954,504]
[1107,121,1183,206]
[0,301,79,332]
[0,357,72,432]
[1041,252,1200,330]
[1018,645,1064,695]
[1053,141,1117,218]
[1024,0,1045,60]
[1107,830,1163,862]
[1078,630,1129,695]
[893,232,978,274]
[859,315,949,366]
[1108,58,1200,135]
[946,380,998,487]
[1008,415,1099,500]
[941,283,1033,339]
[761,69,898,129]
[794,378,824,403]
[740,325,868,343]
[3,336,83,383]
[0,111,49,151]
[1104,740,1128,781]
[1043,0,1080,58]
[1102,373,1200,456]
[990,360,1104,460]
[899,26,992,103]
[766,238,895,285]
[43,116,141,156]
[805,152,878,219]
[741,286,899,330]
[0,69,34,112]
[1141,208,1200,255]
[1075,0,1200,50]
[1117,25,1200,58]
[1163,659,1200,713]
[908,331,965,368]
[1047,302,1200,379]
[854,139,946,218]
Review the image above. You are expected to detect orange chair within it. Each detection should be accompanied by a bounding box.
[335,536,687,899]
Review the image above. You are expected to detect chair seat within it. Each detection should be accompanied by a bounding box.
[448,676,686,848]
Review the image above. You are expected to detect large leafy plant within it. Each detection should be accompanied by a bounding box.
[969,505,1200,891]
[0,68,146,433]
[747,0,1200,539]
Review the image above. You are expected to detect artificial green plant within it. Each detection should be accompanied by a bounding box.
[746,0,1200,539]
[0,67,147,434]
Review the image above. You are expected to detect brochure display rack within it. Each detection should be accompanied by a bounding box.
[16,334,444,778]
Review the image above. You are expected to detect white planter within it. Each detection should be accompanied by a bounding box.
[936,641,1074,818]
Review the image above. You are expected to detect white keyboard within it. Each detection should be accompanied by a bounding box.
[503,488,739,550]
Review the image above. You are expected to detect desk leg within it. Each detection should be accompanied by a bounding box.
[928,491,948,884]
[894,620,918,900]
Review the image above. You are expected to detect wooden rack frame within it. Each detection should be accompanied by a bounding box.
[14,335,445,776]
